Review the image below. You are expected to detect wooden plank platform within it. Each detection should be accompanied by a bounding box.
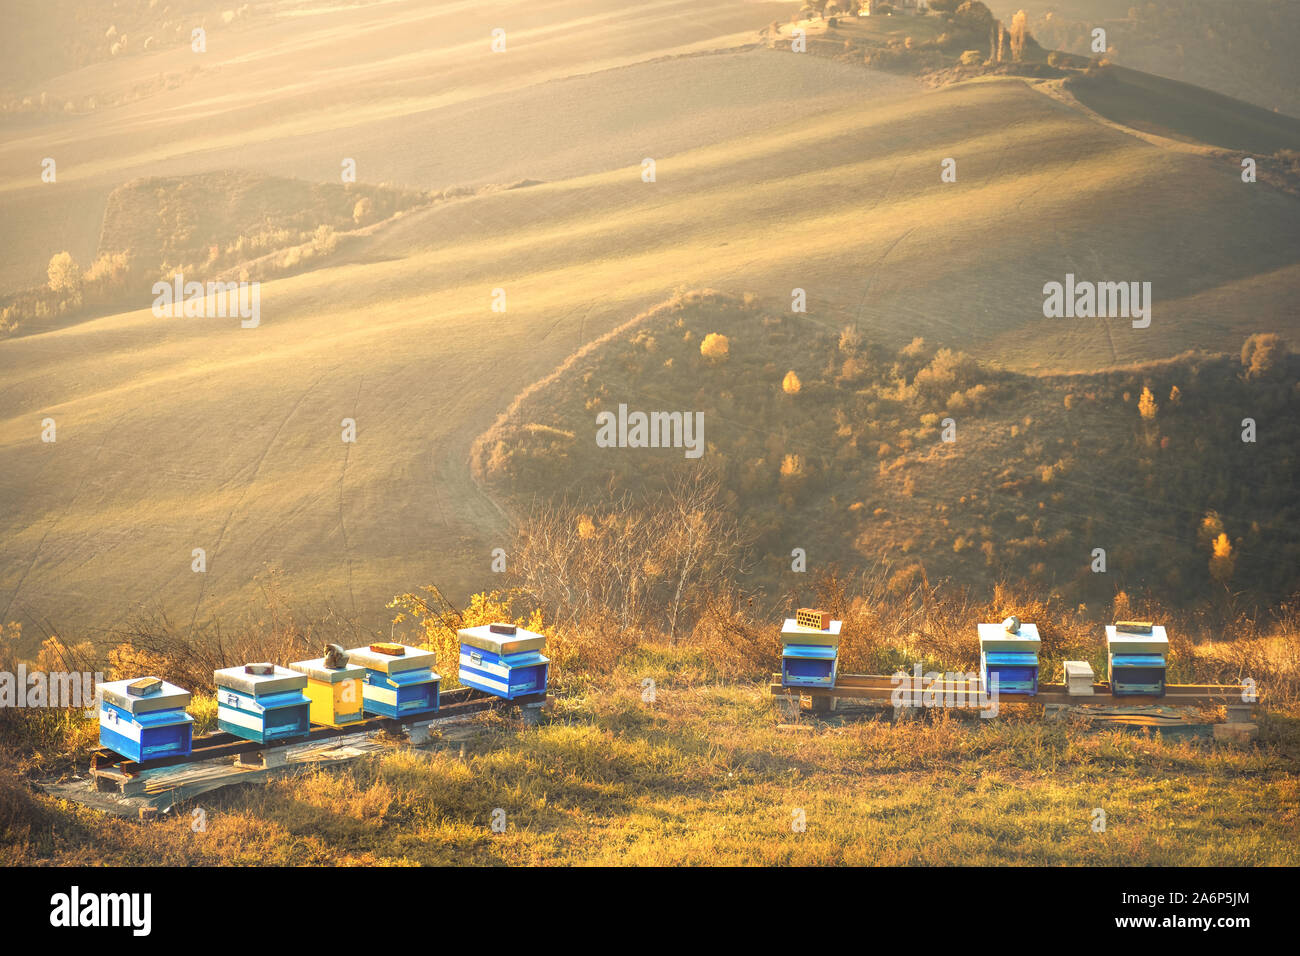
[769,674,1255,709]
[41,690,550,818]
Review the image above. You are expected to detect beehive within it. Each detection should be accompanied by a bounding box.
[780,617,842,688]
[97,677,193,762]
[1106,624,1168,696]
[288,655,366,728]
[456,624,549,700]
[978,621,1040,695]
[344,644,441,718]
[213,664,311,743]
[781,644,838,688]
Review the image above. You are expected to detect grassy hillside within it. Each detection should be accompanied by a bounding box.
[1,0,1298,639]
[1000,0,1300,118]
[1067,63,1300,154]
[0,171,429,338]
[475,291,1300,609]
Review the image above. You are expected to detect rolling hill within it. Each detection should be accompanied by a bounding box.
[0,0,1297,646]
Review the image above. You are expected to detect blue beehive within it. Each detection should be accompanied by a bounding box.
[782,644,838,688]
[345,643,441,718]
[978,619,1040,695]
[1106,624,1168,696]
[214,664,312,743]
[780,615,841,689]
[456,624,549,700]
[97,677,193,762]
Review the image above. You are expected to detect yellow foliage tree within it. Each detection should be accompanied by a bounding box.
[47,251,81,294]
[699,332,730,363]
[1138,386,1158,420]
[1209,533,1235,584]
[782,370,801,395]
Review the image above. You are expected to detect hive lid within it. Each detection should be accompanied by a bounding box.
[98,677,191,715]
[288,657,365,683]
[213,664,308,696]
[457,624,546,656]
[344,644,438,674]
[978,622,1041,651]
[780,619,842,645]
[1105,625,1168,654]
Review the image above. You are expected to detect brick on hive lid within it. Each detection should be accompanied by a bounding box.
[245,662,275,675]
[127,676,162,697]
[370,642,406,656]
[490,623,518,635]
[1115,621,1154,634]
[796,608,832,631]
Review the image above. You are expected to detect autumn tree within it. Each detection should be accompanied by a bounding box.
[1209,533,1235,584]
[47,251,81,294]
[700,332,730,363]
[1241,333,1287,380]
[1138,386,1158,420]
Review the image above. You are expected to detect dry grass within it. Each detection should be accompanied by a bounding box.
[3,645,1297,866]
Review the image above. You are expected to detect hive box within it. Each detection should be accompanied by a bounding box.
[978,622,1040,695]
[457,625,549,700]
[779,617,842,688]
[214,665,312,744]
[288,656,367,728]
[1063,661,1096,696]
[780,618,842,648]
[781,644,838,688]
[1106,625,1168,696]
[97,677,193,763]
[345,644,441,718]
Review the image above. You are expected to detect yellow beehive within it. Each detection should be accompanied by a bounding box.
[288,656,366,728]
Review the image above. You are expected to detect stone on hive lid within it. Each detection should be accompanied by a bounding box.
[99,677,191,714]
[345,643,437,674]
[978,621,1040,652]
[214,664,308,696]
[127,677,163,697]
[1106,624,1168,655]
[458,624,546,656]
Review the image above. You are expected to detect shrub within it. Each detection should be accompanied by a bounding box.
[46,252,80,294]
[959,49,983,65]
[700,332,731,363]
[1241,333,1287,379]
